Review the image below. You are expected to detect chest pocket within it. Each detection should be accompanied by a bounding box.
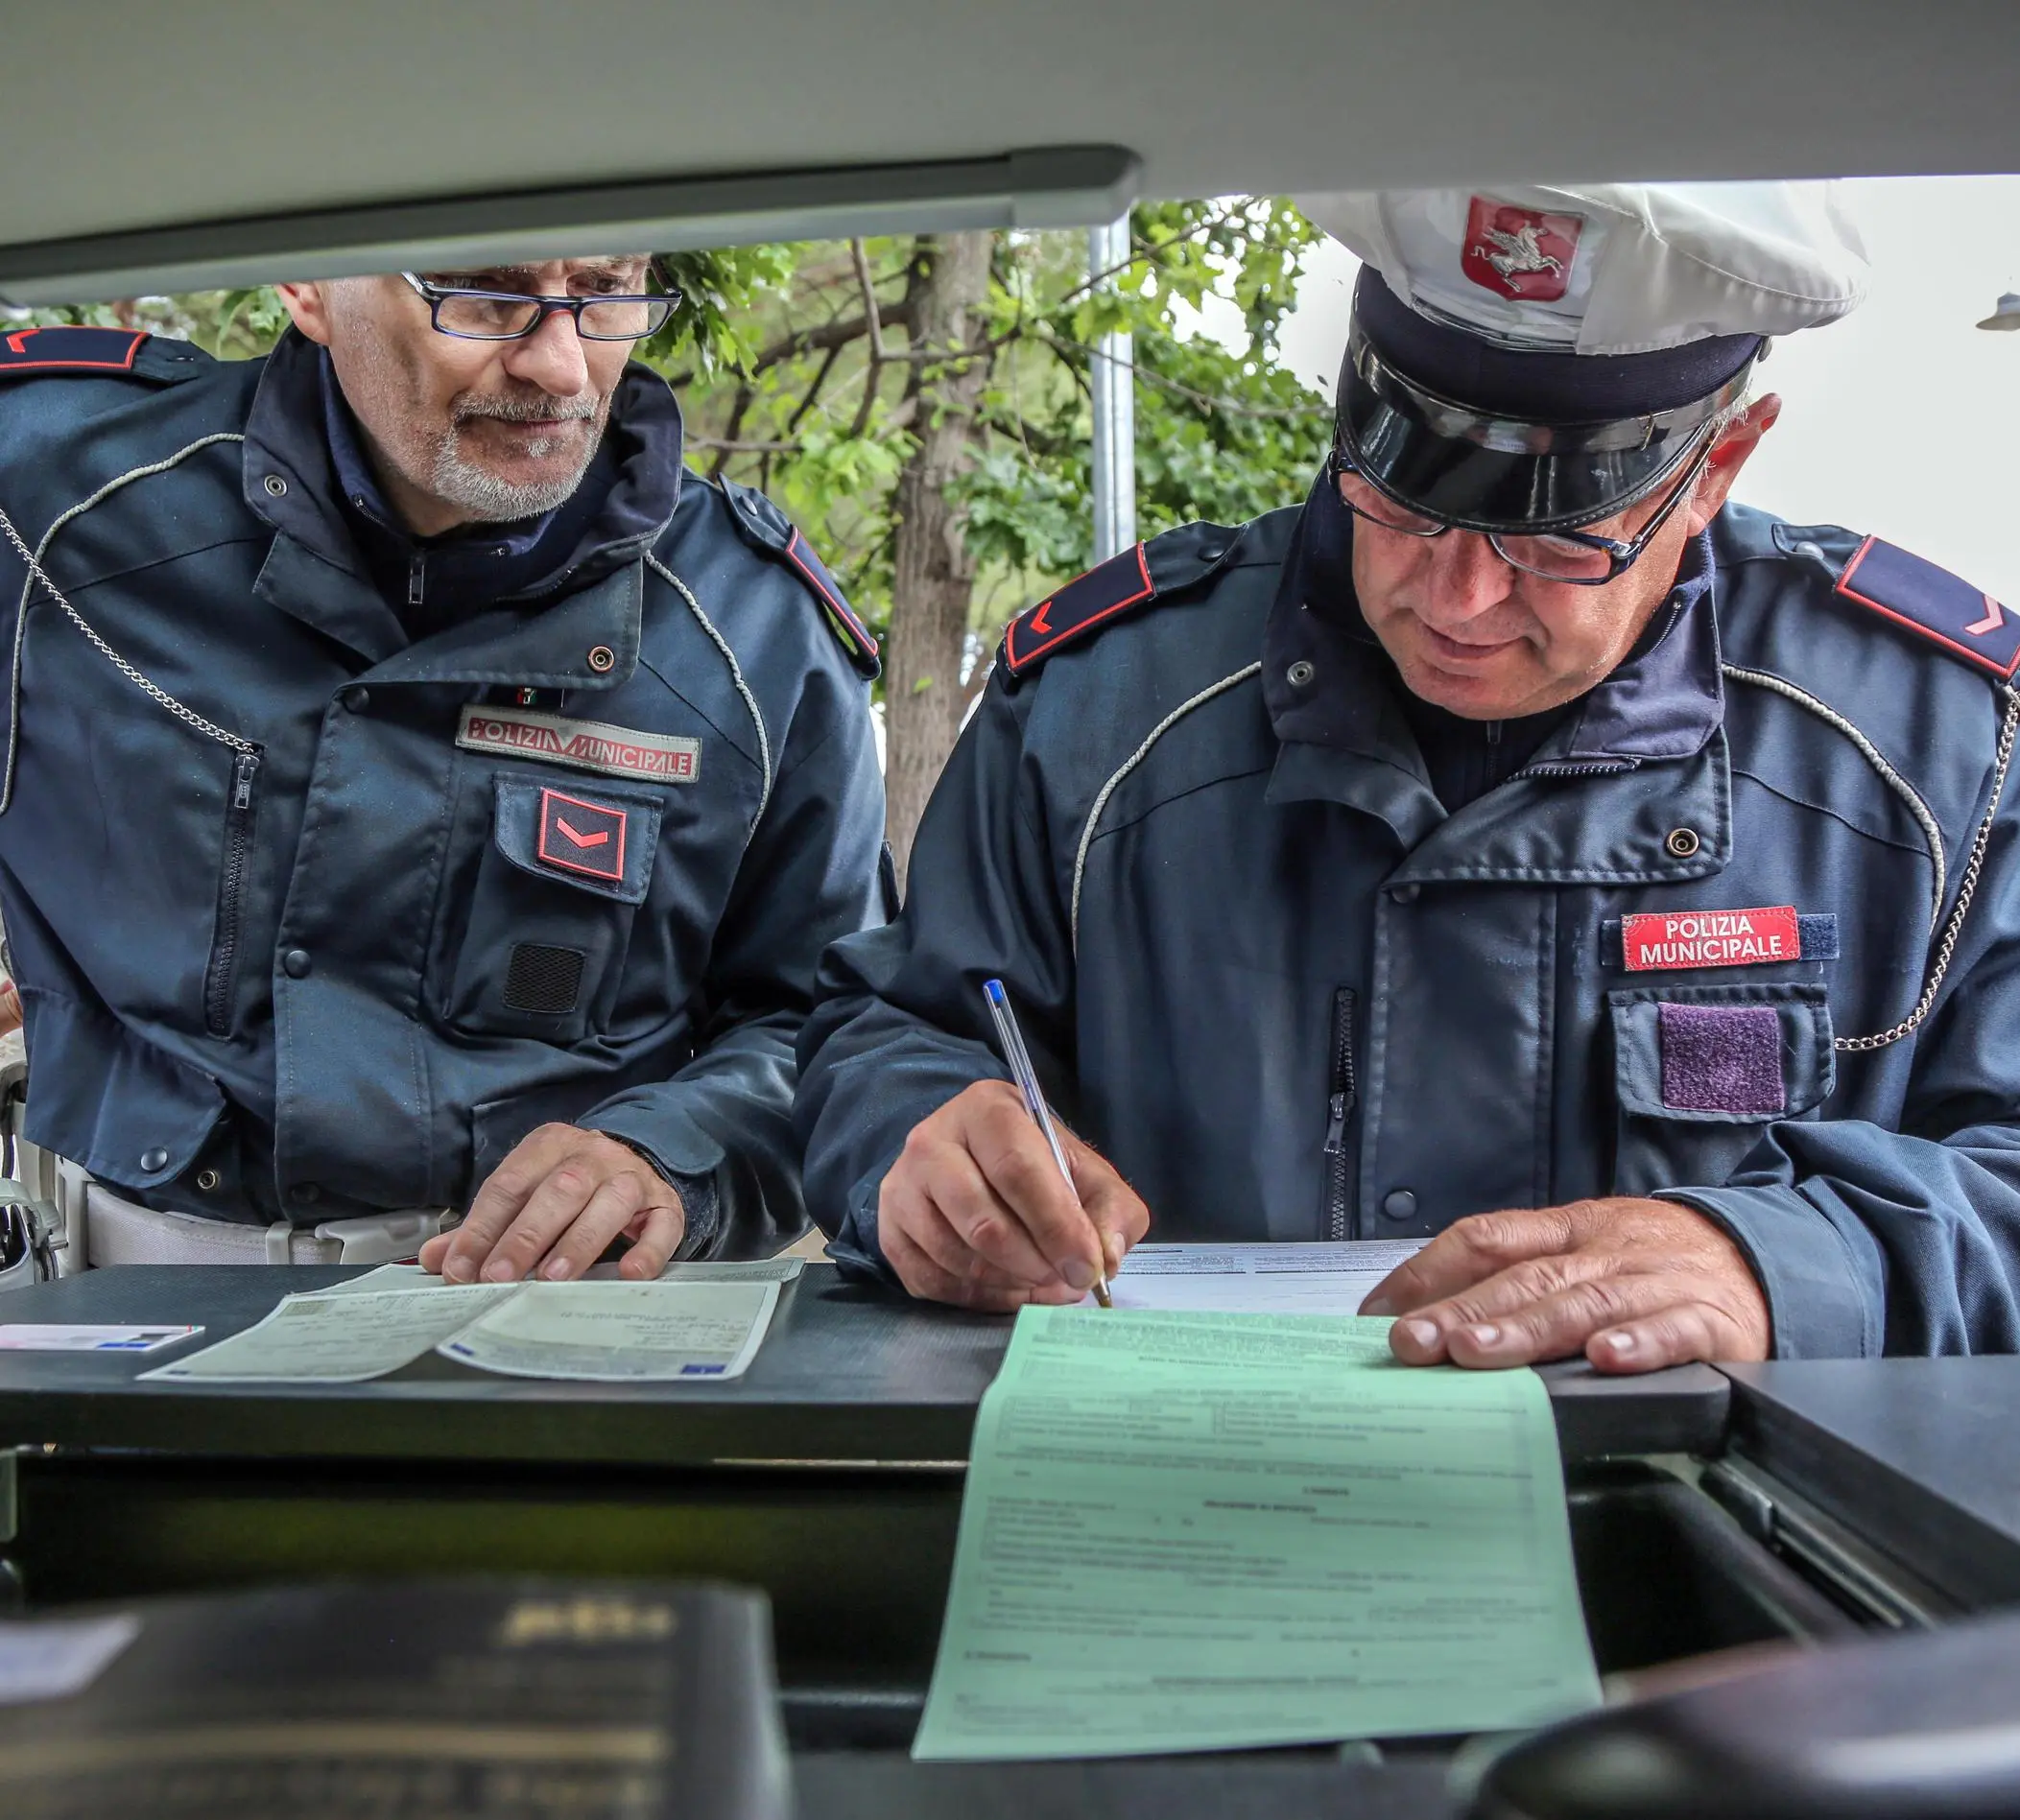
[1607,981,1835,1195]
[440,775,662,1043]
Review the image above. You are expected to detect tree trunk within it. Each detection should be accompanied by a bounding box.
[883,231,993,888]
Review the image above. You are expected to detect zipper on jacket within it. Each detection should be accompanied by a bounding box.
[1322,986,1358,1241]
[202,749,262,1037]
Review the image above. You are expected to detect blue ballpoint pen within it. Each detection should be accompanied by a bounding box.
[982,978,1112,1307]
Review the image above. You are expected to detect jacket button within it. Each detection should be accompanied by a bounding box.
[1286,660,1316,688]
[1390,882,1420,904]
[283,948,313,979]
[1200,545,1225,562]
[140,1147,169,1173]
[196,1169,222,1193]
[1666,827,1701,859]
[291,1182,321,1205]
[1382,1189,1418,1220]
[587,645,616,673]
[342,687,371,714]
[263,474,288,498]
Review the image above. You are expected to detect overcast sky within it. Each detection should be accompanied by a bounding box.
[1271,177,2020,607]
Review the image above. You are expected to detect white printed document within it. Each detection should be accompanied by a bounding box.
[0,1325,201,1353]
[140,1277,783,1386]
[439,1279,779,1381]
[140,1286,518,1383]
[1085,1240,1427,1314]
[0,1615,141,1707]
[316,1257,804,1297]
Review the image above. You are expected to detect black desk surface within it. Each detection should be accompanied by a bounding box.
[794,1749,1454,1819]
[1724,1357,2020,1609]
[0,1265,1728,1466]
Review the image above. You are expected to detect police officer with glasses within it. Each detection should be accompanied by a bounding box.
[0,253,885,1281]
[798,182,2020,1369]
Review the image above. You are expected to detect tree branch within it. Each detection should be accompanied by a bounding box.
[690,437,806,454]
[1041,330,1331,420]
[785,343,844,437]
[709,381,754,479]
[749,295,914,378]
[850,238,889,363]
[847,238,894,439]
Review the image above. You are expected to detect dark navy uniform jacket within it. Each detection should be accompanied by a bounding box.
[797,473,2020,1356]
[0,326,886,1257]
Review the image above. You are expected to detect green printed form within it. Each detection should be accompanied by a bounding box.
[912,1309,1602,1761]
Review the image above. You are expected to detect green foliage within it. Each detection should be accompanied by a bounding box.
[210,288,292,355]
[957,443,1087,577]
[640,245,798,375]
[655,200,1332,663]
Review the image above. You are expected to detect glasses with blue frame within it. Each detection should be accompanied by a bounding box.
[400,268,680,343]
[1332,427,1719,586]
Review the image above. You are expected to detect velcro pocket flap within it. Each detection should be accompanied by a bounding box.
[491,776,660,905]
[1609,982,1835,1124]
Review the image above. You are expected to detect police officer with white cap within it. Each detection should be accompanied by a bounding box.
[797,181,2020,1369]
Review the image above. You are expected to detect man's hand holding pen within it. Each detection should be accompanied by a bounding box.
[876,1080,1150,1312]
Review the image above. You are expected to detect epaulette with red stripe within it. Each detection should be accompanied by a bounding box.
[1000,523,1242,680]
[1830,533,2019,680]
[719,478,880,679]
[0,326,211,386]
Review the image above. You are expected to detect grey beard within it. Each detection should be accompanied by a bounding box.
[429,400,604,522]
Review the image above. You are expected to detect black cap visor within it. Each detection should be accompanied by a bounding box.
[1336,325,1753,534]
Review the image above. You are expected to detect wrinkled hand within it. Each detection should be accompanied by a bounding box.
[418,1124,682,1285]
[0,979,21,1039]
[878,1080,1151,1312]
[1360,1197,1770,1373]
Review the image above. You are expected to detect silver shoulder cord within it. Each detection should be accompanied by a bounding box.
[646,553,772,828]
[1833,678,2020,1054]
[0,459,255,815]
[1070,662,1264,956]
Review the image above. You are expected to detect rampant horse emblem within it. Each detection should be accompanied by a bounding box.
[1461,199,1583,303]
[1478,223,1564,283]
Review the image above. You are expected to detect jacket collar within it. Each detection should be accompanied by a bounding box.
[239,329,683,659]
[1258,472,1731,884]
[1262,470,1725,774]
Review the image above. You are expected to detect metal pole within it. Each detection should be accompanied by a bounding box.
[1088,212,1137,562]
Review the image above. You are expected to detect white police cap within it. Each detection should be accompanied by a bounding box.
[1296,182,1868,357]
[1295,183,1867,532]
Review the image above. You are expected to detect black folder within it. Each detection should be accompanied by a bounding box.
[0,1577,789,1820]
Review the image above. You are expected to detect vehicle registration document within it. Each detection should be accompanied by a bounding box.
[138,1275,783,1385]
[912,1307,1602,1761]
[314,1257,806,1295]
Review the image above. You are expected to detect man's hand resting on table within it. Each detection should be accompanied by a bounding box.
[878,1080,1151,1311]
[417,1123,683,1285]
[1359,1197,1770,1373]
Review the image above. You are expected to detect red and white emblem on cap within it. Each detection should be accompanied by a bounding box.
[1462,198,1583,302]
[536,788,628,883]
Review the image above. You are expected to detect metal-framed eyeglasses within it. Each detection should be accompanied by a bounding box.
[1332,428,1718,586]
[400,271,680,343]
